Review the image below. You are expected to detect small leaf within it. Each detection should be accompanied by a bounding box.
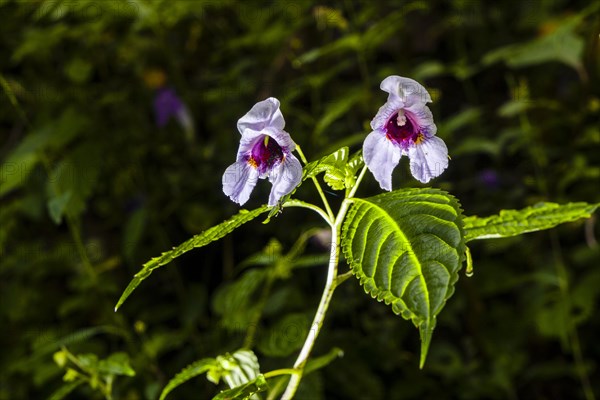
[53,350,68,368]
[463,202,600,241]
[342,188,465,368]
[303,147,349,190]
[97,352,135,377]
[304,347,344,375]
[344,150,364,189]
[115,206,271,311]
[218,349,261,389]
[212,374,268,400]
[159,358,217,400]
[63,368,79,382]
[47,191,72,224]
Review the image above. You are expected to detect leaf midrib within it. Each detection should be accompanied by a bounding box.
[352,198,431,319]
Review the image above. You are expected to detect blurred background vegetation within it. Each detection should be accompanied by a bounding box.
[1,0,599,399]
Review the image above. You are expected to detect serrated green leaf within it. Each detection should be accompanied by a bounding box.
[212,374,268,400]
[115,206,271,311]
[341,188,465,368]
[344,150,364,188]
[217,349,260,389]
[303,147,349,190]
[463,202,600,241]
[159,358,217,400]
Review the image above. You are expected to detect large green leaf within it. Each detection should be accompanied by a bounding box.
[341,188,465,367]
[115,206,271,311]
[463,202,599,241]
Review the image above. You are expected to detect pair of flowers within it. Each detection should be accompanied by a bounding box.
[223,76,448,206]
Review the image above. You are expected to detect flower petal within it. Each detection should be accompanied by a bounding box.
[408,136,448,183]
[370,97,404,131]
[381,75,431,108]
[266,154,302,206]
[405,104,437,138]
[265,128,296,152]
[222,161,260,206]
[237,97,285,136]
[363,130,402,191]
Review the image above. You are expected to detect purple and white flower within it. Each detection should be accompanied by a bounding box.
[222,97,302,206]
[363,76,448,190]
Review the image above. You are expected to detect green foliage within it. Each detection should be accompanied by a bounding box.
[342,189,465,367]
[160,349,261,400]
[304,347,344,375]
[51,347,134,399]
[159,358,217,400]
[115,206,270,311]
[2,0,599,399]
[464,202,600,241]
[212,374,268,400]
[303,147,349,190]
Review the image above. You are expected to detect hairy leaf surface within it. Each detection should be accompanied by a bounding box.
[342,188,465,367]
[464,202,599,241]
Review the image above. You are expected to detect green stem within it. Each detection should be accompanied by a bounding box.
[283,200,332,226]
[334,271,354,287]
[264,369,299,379]
[295,145,335,221]
[279,165,367,400]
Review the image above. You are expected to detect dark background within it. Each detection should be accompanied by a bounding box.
[1,0,599,399]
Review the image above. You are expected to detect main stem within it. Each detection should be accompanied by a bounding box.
[280,166,366,399]
[280,218,340,400]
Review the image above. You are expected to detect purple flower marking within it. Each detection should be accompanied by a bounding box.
[363,76,448,190]
[222,98,302,206]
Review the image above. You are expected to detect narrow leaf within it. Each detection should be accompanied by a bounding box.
[48,380,84,400]
[342,189,465,368]
[304,347,344,375]
[463,202,599,241]
[159,358,217,400]
[212,374,268,400]
[115,206,270,311]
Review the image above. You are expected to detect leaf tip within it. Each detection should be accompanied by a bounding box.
[418,319,436,369]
